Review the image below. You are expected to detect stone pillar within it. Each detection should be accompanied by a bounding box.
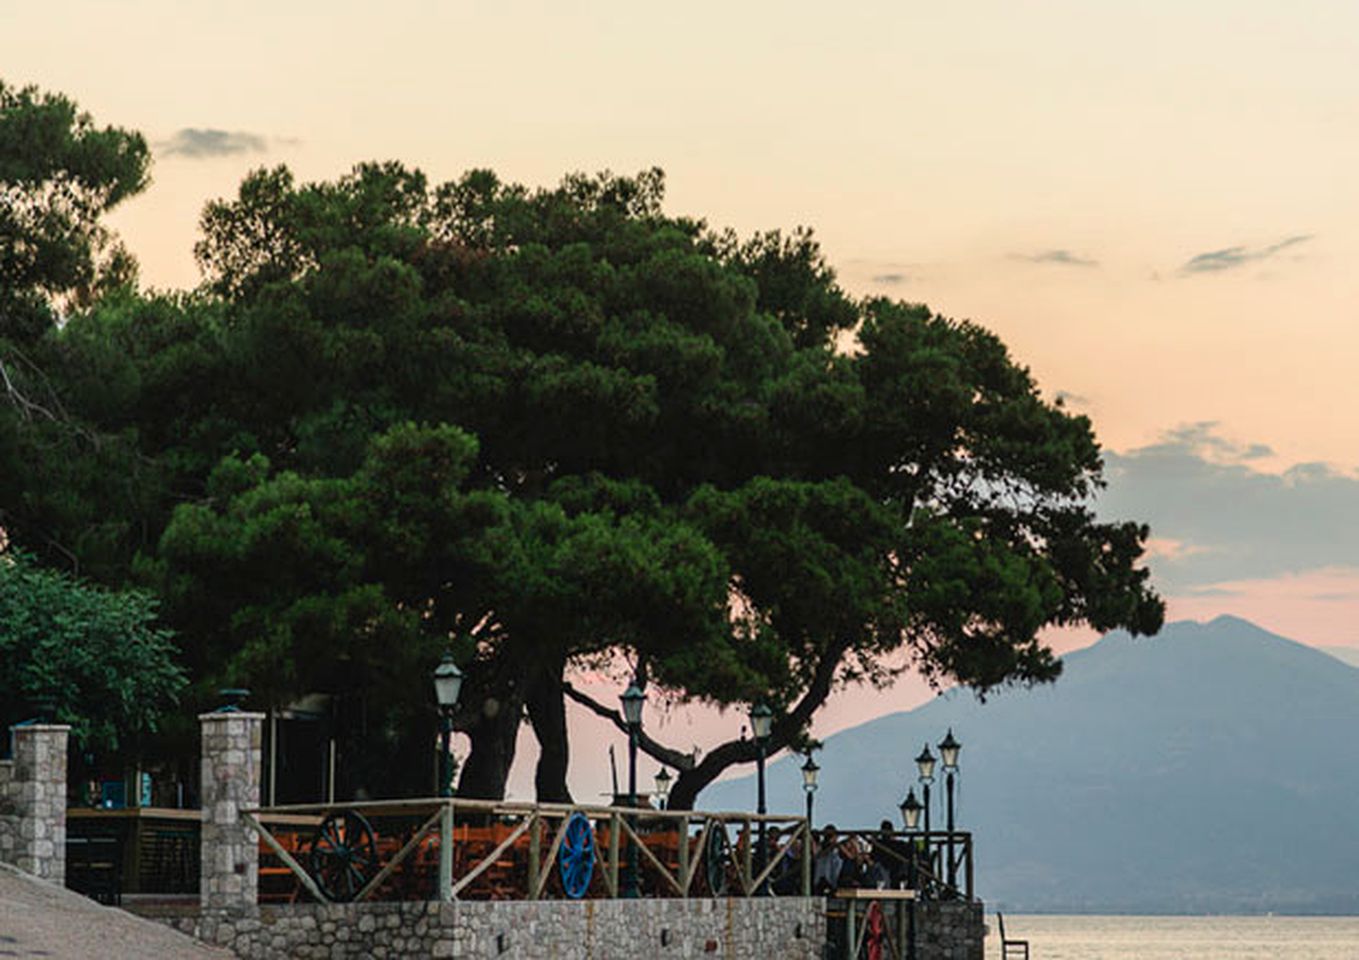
[0,724,70,883]
[199,711,264,916]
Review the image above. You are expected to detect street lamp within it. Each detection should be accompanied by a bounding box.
[750,702,773,893]
[915,743,935,876]
[899,787,923,894]
[938,729,962,892]
[433,653,464,798]
[620,681,645,898]
[801,752,820,829]
[654,767,672,810]
[899,787,923,831]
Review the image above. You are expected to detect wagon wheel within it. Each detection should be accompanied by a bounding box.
[557,812,595,899]
[307,809,378,902]
[703,823,731,897]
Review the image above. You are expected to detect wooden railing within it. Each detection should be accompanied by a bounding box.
[837,829,974,902]
[242,797,812,905]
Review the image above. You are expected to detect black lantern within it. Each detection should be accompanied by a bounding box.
[433,653,463,798]
[654,767,672,810]
[915,744,936,783]
[801,752,820,828]
[900,787,923,830]
[621,683,645,727]
[750,702,773,741]
[433,653,464,711]
[938,729,961,770]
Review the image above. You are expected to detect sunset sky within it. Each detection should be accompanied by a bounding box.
[7,1,1357,798]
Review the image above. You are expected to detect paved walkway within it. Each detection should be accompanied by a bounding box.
[0,864,229,960]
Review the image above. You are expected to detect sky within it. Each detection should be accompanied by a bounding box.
[6,1,1357,799]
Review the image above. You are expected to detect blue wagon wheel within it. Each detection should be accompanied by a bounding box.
[557,812,596,899]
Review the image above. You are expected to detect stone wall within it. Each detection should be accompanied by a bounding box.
[159,897,824,960]
[915,900,985,960]
[0,725,69,883]
[0,758,13,868]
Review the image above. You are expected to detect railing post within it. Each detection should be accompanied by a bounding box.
[608,811,620,896]
[801,821,812,896]
[677,815,690,897]
[439,800,453,901]
[965,832,974,900]
[527,811,540,900]
[742,820,753,894]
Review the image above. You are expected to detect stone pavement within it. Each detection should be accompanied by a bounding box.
[0,863,229,960]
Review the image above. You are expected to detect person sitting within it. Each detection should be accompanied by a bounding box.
[874,818,910,888]
[813,825,844,894]
[838,836,891,889]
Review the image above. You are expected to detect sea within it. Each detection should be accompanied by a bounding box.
[985,915,1359,959]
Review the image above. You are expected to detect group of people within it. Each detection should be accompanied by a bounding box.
[764,820,925,896]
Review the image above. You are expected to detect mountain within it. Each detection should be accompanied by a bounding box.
[1321,646,1359,669]
[703,616,1359,914]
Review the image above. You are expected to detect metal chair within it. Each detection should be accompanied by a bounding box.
[997,913,1030,959]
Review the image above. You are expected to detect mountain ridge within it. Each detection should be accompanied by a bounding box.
[703,617,1359,913]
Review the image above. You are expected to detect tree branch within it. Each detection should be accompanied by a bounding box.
[562,681,696,772]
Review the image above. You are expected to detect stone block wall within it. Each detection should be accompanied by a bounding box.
[0,757,13,867]
[915,900,985,960]
[0,724,69,883]
[160,897,824,960]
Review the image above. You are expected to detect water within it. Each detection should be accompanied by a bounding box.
[986,916,1359,959]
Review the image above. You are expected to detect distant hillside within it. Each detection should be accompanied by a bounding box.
[704,616,1359,914]
[1321,646,1359,669]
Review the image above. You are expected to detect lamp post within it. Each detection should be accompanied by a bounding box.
[750,703,773,893]
[938,729,961,893]
[915,743,935,877]
[899,786,923,893]
[654,767,672,811]
[620,681,645,898]
[800,752,820,829]
[432,653,464,798]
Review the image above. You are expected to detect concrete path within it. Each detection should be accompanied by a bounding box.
[0,864,229,960]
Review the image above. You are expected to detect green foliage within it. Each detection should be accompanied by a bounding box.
[0,80,149,340]
[0,551,184,750]
[0,92,1163,801]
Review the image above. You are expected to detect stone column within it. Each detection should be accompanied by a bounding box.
[199,711,264,915]
[0,724,71,883]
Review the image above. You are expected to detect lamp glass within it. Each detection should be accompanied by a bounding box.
[621,682,645,726]
[915,744,936,782]
[938,729,961,770]
[433,653,463,709]
[654,767,672,800]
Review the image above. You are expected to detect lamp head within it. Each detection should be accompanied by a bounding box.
[915,744,936,783]
[433,652,464,711]
[899,787,923,830]
[621,682,645,727]
[938,729,961,770]
[801,753,820,792]
[750,702,774,741]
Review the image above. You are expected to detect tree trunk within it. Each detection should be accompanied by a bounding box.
[525,660,573,803]
[456,690,523,800]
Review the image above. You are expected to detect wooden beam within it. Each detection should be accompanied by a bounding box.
[241,810,330,905]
